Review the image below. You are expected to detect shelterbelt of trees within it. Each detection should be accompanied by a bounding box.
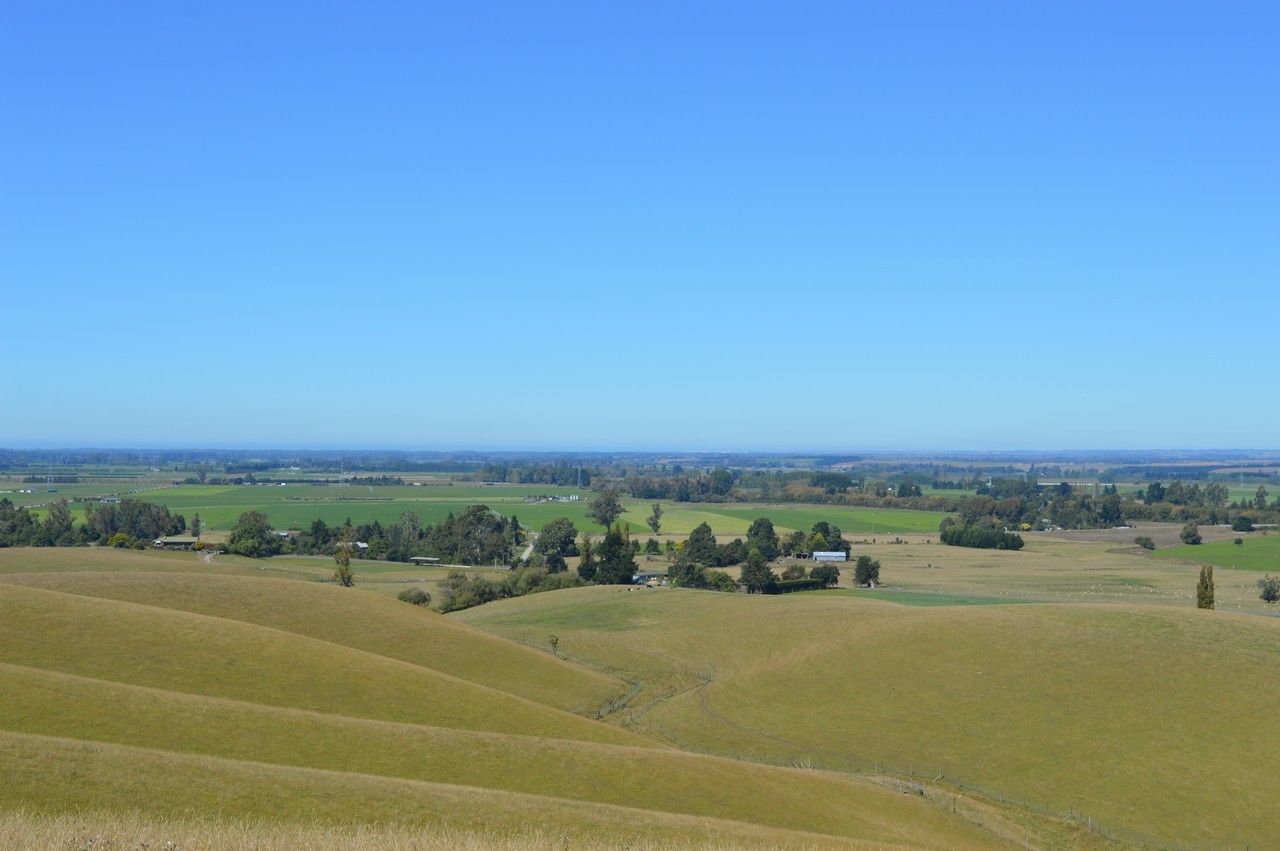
[958,478,1279,530]
[0,498,187,548]
[580,469,1280,530]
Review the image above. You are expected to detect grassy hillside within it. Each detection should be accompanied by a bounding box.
[0,569,625,714]
[0,549,1017,848]
[0,582,638,745]
[0,732,891,850]
[0,545,256,575]
[458,586,1280,847]
[0,664,1006,846]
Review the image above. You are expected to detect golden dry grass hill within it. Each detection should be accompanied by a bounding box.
[459,585,1280,848]
[0,546,1030,850]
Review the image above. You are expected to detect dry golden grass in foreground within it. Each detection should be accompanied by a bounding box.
[0,809,810,851]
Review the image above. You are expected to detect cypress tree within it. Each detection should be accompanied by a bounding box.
[1196,564,1214,610]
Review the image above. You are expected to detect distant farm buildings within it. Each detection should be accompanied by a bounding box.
[152,536,199,550]
[811,551,847,562]
[408,556,442,565]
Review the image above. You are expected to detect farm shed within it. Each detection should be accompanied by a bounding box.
[152,536,199,550]
[811,551,847,562]
[409,556,441,565]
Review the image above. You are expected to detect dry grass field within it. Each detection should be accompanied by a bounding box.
[459,584,1280,847]
[5,530,1277,847]
[0,546,1018,850]
[711,528,1280,614]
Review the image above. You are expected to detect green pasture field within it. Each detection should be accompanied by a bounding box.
[1114,481,1276,503]
[708,505,947,535]
[121,484,597,531]
[105,484,954,536]
[1154,532,1280,573]
[920,485,973,497]
[0,482,159,508]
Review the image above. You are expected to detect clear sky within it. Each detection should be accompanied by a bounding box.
[2,2,1276,451]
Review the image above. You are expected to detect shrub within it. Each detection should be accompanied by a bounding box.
[770,578,827,593]
[1234,537,1244,546]
[809,562,840,587]
[705,570,740,592]
[396,587,432,607]
[1180,523,1202,545]
[1258,575,1280,604]
[940,523,1024,550]
[780,563,807,581]
[1134,536,1155,550]
[1232,516,1255,532]
[107,532,132,548]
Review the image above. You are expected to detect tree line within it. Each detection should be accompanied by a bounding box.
[224,504,523,564]
[0,497,187,548]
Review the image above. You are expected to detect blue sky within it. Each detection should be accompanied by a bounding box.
[2,2,1276,450]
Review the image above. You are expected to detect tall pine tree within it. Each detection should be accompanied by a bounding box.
[739,547,777,594]
[1196,564,1214,609]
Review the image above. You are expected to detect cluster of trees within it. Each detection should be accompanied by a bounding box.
[939,517,1025,550]
[621,469,737,502]
[959,479,1125,530]
[1129,482,1277,527]
[668,559,740,591]
[576,523,638,584]
[225,511,285,557]
[0,497,186,548]
[669,546,843,595]
[225,504,522,564]
[511,513,858,605]
[479,462,591,486]
[435,565,582,613]
[1140,481,1230,507]
[667,518,852,570]
[667,517,858,594]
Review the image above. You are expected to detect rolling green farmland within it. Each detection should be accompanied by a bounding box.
[10,481,957,534]
[30,482,955,536]
[708,505,947,535]
[1154,532,1280,573]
